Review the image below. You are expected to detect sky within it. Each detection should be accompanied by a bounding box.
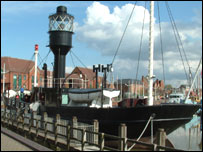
[1,1,202,88]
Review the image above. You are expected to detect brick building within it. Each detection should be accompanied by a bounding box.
[116,79,144,98]
[1,57,103,93]
[153,79,164,90]
[68,67,102,89]
[116,77,165,99]
[1,57,45,93]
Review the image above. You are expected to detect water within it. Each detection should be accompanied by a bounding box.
[168,115,202,151]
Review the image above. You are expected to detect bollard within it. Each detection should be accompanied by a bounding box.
[156,128,166,151]
[93,119,99,144]
[118,123,127,151]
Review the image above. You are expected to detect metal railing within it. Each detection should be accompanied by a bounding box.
[39,77,90,89]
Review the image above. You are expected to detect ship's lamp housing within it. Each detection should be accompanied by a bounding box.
[49,6,74,32]
[48,6,74,88]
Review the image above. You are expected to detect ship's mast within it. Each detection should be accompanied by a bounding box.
[3,63,5,94]
[148,1,154,106]
[34,44,38,87]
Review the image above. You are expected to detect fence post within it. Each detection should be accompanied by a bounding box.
[118,123,127,151]
[3,109,6,126]
[54,114,60,146]
[100,133,104,151]
[22,115,25,133]
[24,105,28,115]
[93,119,99,145]
[72,116,78,139]
[29,116,32,136]
[11,112,14,126]
[81,129,86,151]
[67,125,71,151]
[44,112,48,141]
[156,128,166,151]
[17,114,19,130]
[36,119,39,137]
[9,109,11,126]
[33,111,37,127]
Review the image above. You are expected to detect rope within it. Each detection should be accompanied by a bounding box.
[165,2,193,80]
[37,53,44,69]
[165,1,189,85]
[70,50,88,69]
[135,1,147,83]
[22,54,34,74]
[38,49,51,68]
[111,1,138,66]
[70,51,76,68]
[17,54,34,91]
[128,114,155,151]
[61,50,90,88]
[157,2,166,85]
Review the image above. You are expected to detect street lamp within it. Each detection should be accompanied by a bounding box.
[93,64,101,88]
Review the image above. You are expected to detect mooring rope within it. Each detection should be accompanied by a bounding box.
[128,113,155,151]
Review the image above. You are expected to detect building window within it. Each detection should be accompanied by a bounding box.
[32,76,34,83]
[13,74,17,90]
[32,76,38,83]
[24,75,26,80]
[18,75,22,88]
[40,77,42,82]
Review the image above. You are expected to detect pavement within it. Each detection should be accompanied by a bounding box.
[1,133,33,151]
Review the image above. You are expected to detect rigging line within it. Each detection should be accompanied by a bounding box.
[165,1,189,84]
[71,50,88,69]
[44,49,51,63]
[18,54,35,91]
[38,49,51,68]
[135,1,147,83]
[111,1,138,66]
[157,2,166,85]
[166,1,193,80]
[166,1,195,89]
[22,53,34,74]
[70,51,76,68]
[37,53,44,69]
[61,50,89,88]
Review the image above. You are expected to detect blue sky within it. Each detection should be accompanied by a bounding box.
[1,1,202,87]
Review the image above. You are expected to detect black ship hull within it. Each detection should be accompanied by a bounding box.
[45,104,200,138]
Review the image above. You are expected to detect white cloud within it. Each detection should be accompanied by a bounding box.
[75,2,202,87]
[65,67,74,74]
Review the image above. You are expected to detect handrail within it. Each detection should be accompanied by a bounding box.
[1,109,184,151]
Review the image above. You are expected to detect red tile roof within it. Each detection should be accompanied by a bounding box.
[68,73,80,79]
[1,57,35,73]
[74,67,96,80]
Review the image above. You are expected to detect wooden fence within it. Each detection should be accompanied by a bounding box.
[1,108,184,151]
